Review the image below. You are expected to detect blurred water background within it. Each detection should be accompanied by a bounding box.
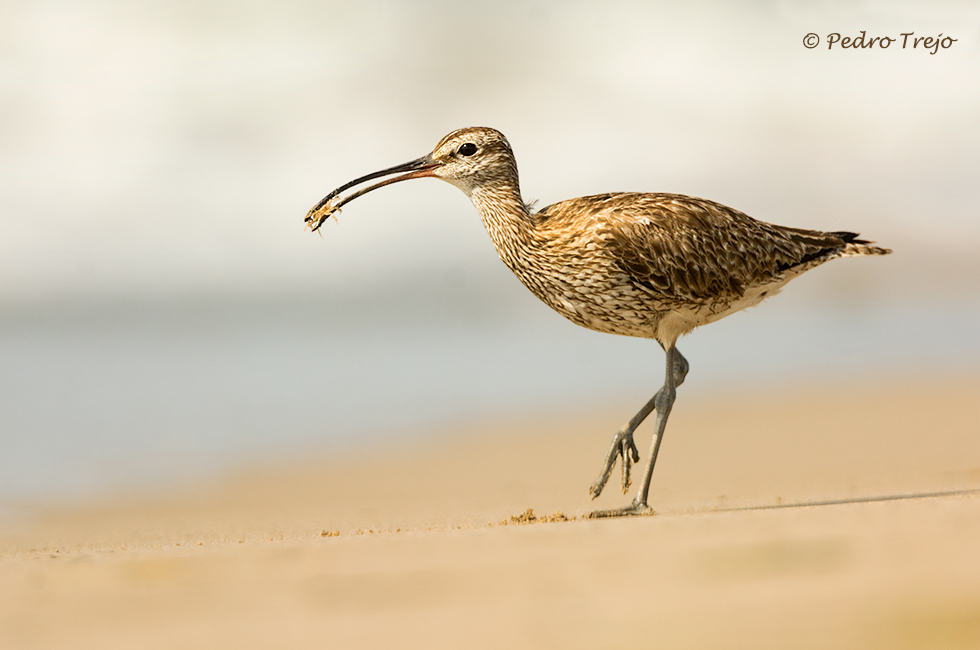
[1,0,979,513]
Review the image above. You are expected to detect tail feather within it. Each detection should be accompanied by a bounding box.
[837,233,892,257]
[829,231,891,256]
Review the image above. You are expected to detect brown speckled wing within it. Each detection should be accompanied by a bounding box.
[539,193,849,302]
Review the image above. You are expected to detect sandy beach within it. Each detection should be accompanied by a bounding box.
[2,375,979,649]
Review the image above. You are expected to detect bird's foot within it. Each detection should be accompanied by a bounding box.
[589,428,640,499]
[587,498,655,519]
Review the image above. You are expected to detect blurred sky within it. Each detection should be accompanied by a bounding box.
[1,0,979,304]
[1,0,979,505]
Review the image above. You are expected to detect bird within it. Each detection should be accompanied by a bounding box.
[304,126,891,518]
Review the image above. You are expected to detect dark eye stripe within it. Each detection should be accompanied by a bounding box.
[458,143,477,156]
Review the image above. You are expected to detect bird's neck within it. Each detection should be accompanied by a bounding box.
[468,182,537,269]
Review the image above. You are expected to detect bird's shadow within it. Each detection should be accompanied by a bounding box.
[686,487,980,515]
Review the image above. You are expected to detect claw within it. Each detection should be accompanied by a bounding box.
[589,474,609,500]
[621,447,631,493]
[620,435,640,493]
[590,428,639,500]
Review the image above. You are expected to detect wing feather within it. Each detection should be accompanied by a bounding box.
[537,193,850,302]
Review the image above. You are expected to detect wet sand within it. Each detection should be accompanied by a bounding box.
[2,376,980,649]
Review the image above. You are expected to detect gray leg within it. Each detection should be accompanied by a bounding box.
[589,347,687,499]
[588,346,685,518]
[588,396,652,499]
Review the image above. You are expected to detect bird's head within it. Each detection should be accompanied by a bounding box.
[305,127,519,232]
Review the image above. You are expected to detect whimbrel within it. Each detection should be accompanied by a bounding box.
[305,127,891,517]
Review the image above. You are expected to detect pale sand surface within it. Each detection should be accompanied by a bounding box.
[2,376,980,649]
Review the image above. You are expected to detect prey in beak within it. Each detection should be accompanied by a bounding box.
[304,154,442,232]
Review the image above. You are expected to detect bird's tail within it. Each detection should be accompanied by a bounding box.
[832,231,892,257]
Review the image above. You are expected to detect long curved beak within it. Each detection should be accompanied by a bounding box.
[305,154,442,232]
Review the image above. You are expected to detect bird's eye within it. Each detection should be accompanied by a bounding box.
[458,143,477,157]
